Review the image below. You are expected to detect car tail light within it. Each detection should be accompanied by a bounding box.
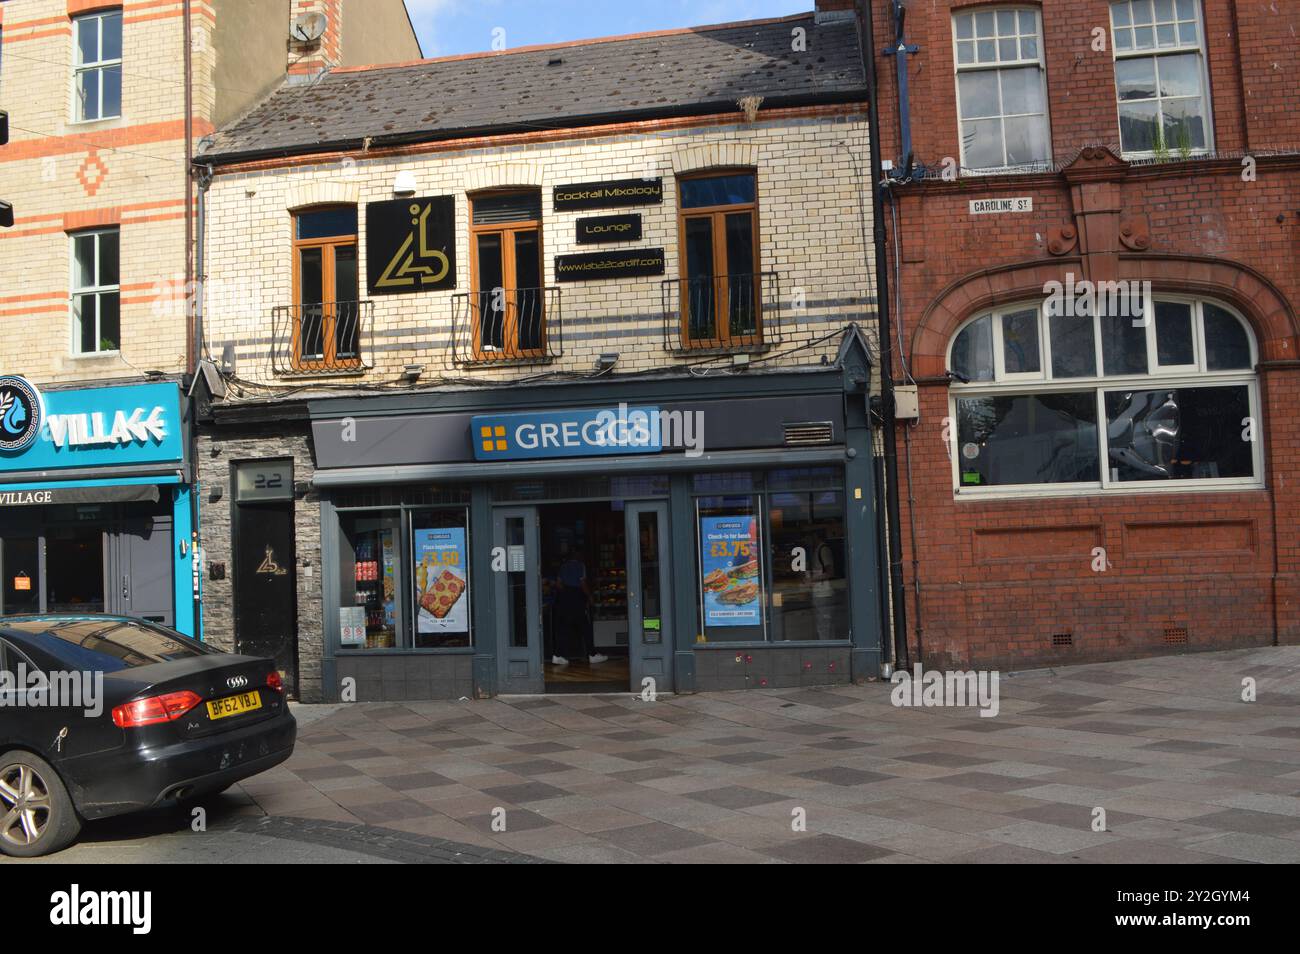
[112,690,202,728]
[266,670,284,693]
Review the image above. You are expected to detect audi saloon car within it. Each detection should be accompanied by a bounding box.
[0,615,295,857]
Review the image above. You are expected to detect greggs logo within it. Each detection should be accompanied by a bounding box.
[471,406,663,461]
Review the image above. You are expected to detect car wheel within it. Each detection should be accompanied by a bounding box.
[0,751,82,858]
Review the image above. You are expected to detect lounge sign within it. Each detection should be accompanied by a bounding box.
[554,248,665,282]
[366,195,456,295]
[553,178,663,211]
[576,214,642,244]
[471,406,662,461]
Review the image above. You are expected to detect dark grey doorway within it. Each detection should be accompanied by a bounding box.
[233,500,299,696]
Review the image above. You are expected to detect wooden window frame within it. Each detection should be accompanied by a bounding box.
[292,206,360,372]
[676,169,762,349]
[468,189,546,360]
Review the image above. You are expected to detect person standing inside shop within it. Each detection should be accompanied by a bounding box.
[554,545,608,666]
[811,534,839,641]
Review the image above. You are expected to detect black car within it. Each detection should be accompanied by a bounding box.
[0,615,296,857]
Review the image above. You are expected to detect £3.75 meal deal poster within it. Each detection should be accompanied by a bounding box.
[414,527,468,633]
[698,515,761,627]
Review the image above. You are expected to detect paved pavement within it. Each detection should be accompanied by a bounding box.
[7,646,1300,863]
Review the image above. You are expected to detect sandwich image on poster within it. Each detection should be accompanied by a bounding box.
[414,527,469,633]
[699,515,762,627]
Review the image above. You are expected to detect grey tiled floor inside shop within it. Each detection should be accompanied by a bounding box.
[14,645,1300,864]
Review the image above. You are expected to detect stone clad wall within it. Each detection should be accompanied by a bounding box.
[197,422,324,700]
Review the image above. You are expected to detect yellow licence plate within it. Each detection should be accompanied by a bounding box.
[206,691,262,721]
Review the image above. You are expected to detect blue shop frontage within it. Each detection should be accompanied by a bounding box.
[0,377,197,636]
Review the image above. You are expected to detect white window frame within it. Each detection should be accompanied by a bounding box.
[951,5,1052,174]
[69,228,120,356]
[72,9,123,124]
[947,296,1261,499]
[1109,0,1213,159]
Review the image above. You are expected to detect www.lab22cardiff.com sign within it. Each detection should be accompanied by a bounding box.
[0,377,184,472]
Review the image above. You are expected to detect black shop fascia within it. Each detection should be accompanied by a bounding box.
[306,334,882,702]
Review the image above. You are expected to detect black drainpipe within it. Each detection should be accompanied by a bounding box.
[856,0,910,671]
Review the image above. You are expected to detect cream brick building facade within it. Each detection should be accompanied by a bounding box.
[0,2,417,647]
[202,109,875,384]
[0,0,419,386]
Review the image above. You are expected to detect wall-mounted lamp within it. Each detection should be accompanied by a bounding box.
[392,170,417,196]
[402,364,423,384]
[595,353,618,371]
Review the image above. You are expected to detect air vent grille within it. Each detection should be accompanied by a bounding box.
[1163,627,1188,646]
[1051,632,1073,647]
[783,421,834,446]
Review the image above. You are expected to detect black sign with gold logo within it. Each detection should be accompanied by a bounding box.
[554,248,665,282]
[575,214,642,244]
[553,178,663,211]
[366,195,456,295]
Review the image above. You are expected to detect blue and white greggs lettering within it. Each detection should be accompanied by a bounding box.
[472,405,662,461]
[0,380,183,471]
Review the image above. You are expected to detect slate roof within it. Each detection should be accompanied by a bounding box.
[200,13,866,163]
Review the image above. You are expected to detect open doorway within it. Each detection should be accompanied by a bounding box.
[539,502,629,692]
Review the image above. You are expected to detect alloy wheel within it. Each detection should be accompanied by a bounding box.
[0,761,52,848]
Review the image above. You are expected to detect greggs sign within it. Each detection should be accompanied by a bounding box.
[471,406,662,461]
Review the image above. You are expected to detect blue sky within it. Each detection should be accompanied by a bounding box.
[404,0,813,58]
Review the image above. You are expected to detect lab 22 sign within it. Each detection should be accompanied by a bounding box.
[471,405,663,461]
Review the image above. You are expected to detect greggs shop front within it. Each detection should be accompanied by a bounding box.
[307,352,883,701]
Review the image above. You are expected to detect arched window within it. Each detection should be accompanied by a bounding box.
[946,295,1260,493]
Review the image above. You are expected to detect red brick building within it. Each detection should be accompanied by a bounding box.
[866,0,1300,668]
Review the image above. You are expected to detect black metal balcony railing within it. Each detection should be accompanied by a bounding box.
[661,272,781,353]
[450,286,562,367]
[271,300,374,376]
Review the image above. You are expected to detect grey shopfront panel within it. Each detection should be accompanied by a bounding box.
[310,394,846,470]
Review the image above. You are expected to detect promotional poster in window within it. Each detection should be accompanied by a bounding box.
[699,515,762,627]
[414,527,469,633]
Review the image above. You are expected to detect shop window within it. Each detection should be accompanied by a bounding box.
[71,228,120,354]
[1,538,40,615]
[339,512,401,649]
[947,297,1260,494]
[337,505,473,651]
[1110,0,1211,157]
[768,489,848,642]
[292,206,360,371]
[469,190,545,358]
[696,495,765,642]
[692,468,847,643]
[73,9,122,122]
[678,171,761,347]
[411,509,472,648]
[952,7,1051,171]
